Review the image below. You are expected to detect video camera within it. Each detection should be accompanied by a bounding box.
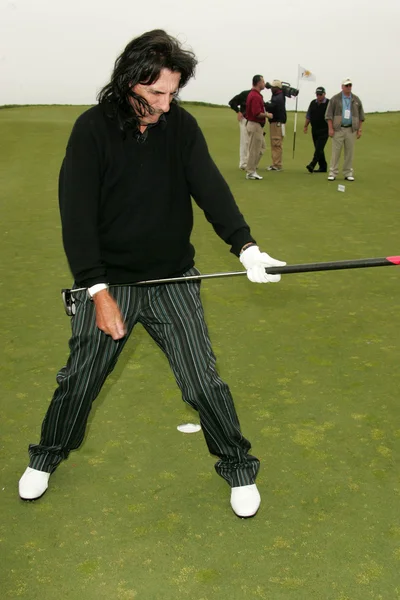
[265,81,299,98]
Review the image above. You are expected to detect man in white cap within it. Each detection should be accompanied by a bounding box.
[325,78,365,181]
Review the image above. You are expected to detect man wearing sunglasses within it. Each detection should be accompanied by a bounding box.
[325,78,365,181]
[304,86,330,173]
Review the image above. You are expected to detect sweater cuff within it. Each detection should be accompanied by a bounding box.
[228,228,257,257]
[87,283,109,298]
[74,269,108,289]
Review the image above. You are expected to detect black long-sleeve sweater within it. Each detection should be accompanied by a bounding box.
[59,102,256,287]
[228,90,251,116]
[306,98,329,134]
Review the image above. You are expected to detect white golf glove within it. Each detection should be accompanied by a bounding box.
[240,245,286,283]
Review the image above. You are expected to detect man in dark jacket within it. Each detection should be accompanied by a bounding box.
[265,80,287,171]
[18,29,285,518]
[304,86,330,173]
[229,89,251,169]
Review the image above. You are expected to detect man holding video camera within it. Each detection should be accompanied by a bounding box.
[265,80,287,171]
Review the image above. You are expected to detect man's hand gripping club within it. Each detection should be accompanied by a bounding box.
[92,289,127,340]
[240,245,286,283]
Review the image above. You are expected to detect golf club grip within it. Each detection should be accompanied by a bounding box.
[264,257,399,275]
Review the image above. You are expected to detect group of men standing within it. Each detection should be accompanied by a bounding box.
[229,75,286,180]
[229,76,365,182]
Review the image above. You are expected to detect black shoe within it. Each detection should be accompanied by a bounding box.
[314,168,327,173]
[306,164,314,173]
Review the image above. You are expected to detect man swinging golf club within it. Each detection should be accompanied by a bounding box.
[18,29,285,518]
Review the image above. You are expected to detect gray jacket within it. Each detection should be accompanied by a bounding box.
[325,92,365,132]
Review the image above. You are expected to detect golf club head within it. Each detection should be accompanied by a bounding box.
[61,289,76,317]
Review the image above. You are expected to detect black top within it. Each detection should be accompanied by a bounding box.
[228,90,251,116]
[59,102,256,287]
[307,98,329,133]
[265,91,287,124]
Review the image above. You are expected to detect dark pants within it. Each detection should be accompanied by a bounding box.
[309,130,328,170]
[28,269,259,487]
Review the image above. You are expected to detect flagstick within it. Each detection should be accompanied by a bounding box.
[292,96,299,158]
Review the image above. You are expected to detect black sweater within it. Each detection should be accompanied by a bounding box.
[306,98,329,133]
[59,102,256,287]
[228,90,251,116]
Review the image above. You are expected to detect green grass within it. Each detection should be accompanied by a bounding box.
[1,105,400,599]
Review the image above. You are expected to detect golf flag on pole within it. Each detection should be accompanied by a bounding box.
[293,65,316,157]
[298,65,316,82]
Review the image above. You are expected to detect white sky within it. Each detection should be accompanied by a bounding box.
[1,0,399,112]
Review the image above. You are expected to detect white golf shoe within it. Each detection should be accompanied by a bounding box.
[230,483,261,518]
[19,467,50,501]
[246,171,263,180]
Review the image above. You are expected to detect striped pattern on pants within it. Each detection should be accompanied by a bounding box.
[28,269,260,487]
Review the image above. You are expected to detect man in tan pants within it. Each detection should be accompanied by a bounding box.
[246,121,265,179]
[269,122,283,170]
[325,78,365,181]
[265,80,287,171]
[244,75,272,180]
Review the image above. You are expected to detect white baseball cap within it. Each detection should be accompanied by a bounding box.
[342,78,352,85]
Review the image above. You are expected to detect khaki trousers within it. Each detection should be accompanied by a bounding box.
[329,127,357,177]
[239,118,249,168]
[246,121,265,173]
[269,122,283,169]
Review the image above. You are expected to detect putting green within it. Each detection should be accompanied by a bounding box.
[1,105,400,599]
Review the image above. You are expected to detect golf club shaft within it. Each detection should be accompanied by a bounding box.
[67,256,400,293]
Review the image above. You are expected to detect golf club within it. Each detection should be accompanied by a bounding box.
[61,255,400,316]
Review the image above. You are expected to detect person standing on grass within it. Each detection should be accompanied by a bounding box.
[265,80,286,172]
[18,29,286,518]
[228,88,251,170]
[304,86,330,173]
[245,75,272,180]
[325,78,365,182]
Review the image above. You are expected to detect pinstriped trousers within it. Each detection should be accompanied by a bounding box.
[28,269,260,487]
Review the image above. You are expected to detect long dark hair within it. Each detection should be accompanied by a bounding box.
[98,29,197,130]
